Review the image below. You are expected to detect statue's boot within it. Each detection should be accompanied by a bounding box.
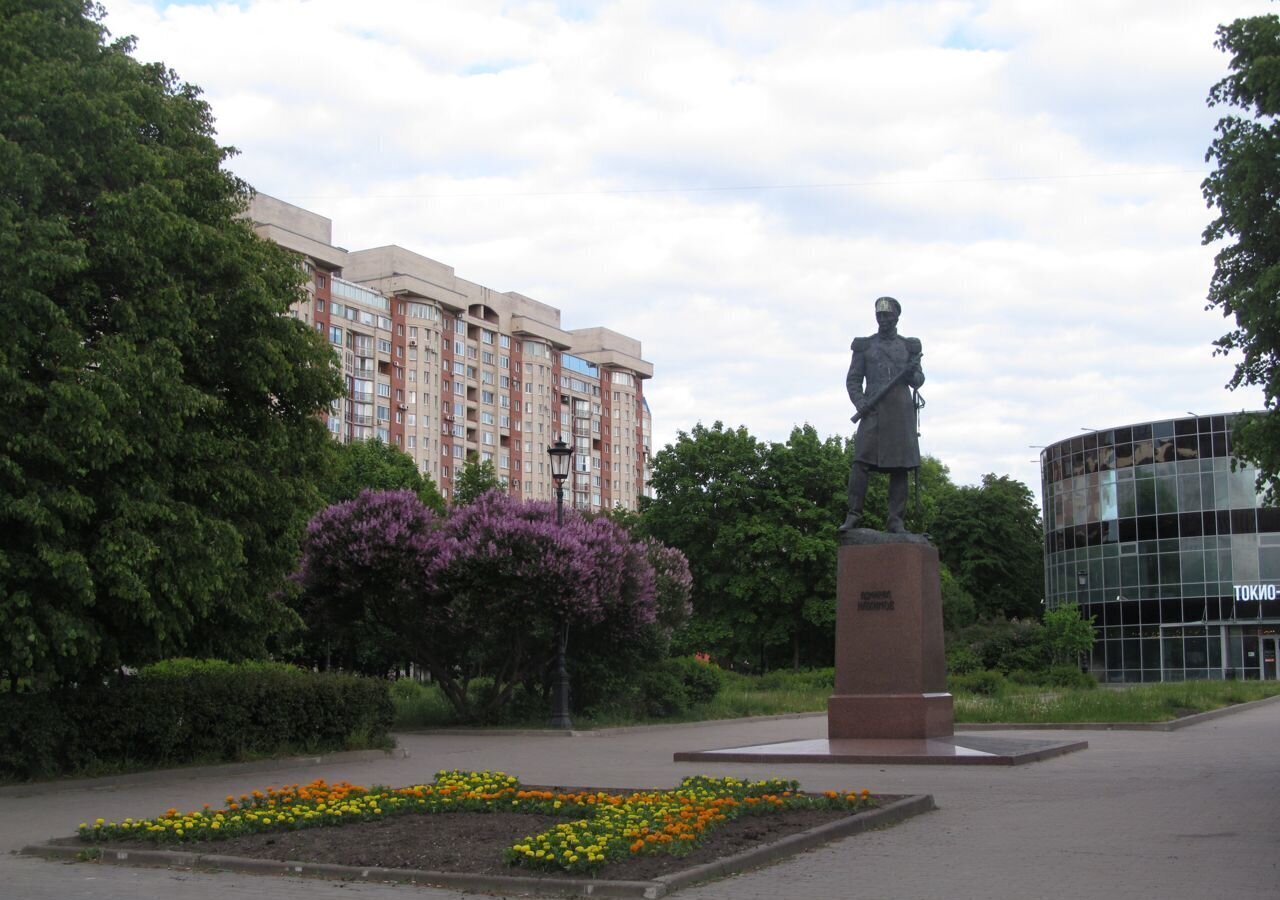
[843,462,868,533]
[886,470,909,533]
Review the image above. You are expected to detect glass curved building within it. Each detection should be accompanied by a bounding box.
[1040,414,1280,682]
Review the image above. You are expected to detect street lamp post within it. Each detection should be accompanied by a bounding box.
[546,437,574,730]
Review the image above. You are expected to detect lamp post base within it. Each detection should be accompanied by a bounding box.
[548,617,573,730]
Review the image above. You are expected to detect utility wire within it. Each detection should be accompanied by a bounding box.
[282,168,1205,202]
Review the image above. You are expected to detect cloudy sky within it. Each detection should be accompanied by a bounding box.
[103,0,1273,499]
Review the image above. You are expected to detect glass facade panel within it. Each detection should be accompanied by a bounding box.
[1043,414,1280,683]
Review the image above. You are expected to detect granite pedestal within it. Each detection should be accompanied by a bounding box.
[828,541,953,739]
[676,533,1087,766]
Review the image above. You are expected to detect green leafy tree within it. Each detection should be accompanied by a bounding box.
[746,425,849,670]
[641,422,768,665]
[643,421,964,670]
[452,457,504,505]
[322,438,445,513]
[1203,13,1280,498]
[931,474,1044,620]
[1041,602,1096,667]
[940,567,979,631]
[0,1,343,686]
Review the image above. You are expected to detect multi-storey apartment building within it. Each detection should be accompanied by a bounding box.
[249,193,653,509]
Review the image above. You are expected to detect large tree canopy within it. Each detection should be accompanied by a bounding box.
[1203,12,1280,497]
[0,1,342,685]
[931,474,1044,620]
[642,421,962,669]
[451,458,503,505]
[321,438,445,513]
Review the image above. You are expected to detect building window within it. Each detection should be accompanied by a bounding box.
[329,325,343,345]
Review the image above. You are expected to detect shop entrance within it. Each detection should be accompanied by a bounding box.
[1264,637,1279,681]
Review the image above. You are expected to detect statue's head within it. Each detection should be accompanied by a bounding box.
[874,296,900,330]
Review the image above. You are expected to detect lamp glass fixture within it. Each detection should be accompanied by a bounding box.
[547,438,573,484]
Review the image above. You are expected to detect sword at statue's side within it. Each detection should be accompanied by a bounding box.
[850,358,922,424]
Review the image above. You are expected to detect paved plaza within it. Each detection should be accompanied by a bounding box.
[2,705,1277,900]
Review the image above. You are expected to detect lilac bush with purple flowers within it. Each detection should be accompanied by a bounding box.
[292,490,439,675]
[293,489,687,721]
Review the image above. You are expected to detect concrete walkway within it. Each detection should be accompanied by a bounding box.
[2,706,1278,900]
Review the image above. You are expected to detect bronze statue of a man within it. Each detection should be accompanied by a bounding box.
[838,296,924,534]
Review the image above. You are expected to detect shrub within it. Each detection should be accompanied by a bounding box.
[1043,665,1097,690]
[757,668,836,691]
[1005,668,1042,685]
[637,666,689,717]
[949,669,1006,696]
[947,618,1046,673]
[0,660,393,782]
[946,646,983,675]
[665,656,723,705]
[390,677,429,702]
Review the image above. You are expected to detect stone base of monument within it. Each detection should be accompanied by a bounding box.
[674,538,1088,766]
[673,733,1088,766]
[828,692,954,739]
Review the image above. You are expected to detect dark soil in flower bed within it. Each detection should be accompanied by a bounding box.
[91,805,873,881]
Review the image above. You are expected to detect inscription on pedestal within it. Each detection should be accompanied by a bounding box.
[857,590,894,611]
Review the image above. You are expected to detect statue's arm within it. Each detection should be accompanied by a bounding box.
[905,337,925,388]
[847,337,869,412]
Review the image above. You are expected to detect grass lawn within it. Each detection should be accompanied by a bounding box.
[953,679,1280,723]
[394,670,1280,730]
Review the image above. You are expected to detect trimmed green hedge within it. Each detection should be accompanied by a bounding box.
[0,660,393,782]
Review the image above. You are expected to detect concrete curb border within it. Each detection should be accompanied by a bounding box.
[401,710,830,738]
[21,794,934,898]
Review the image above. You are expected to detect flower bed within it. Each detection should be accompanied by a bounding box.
[78,770,876,875]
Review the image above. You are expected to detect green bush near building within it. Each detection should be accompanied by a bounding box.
[0,660,392,782]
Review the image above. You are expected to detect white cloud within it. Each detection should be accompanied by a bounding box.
[102,0,1273,502]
